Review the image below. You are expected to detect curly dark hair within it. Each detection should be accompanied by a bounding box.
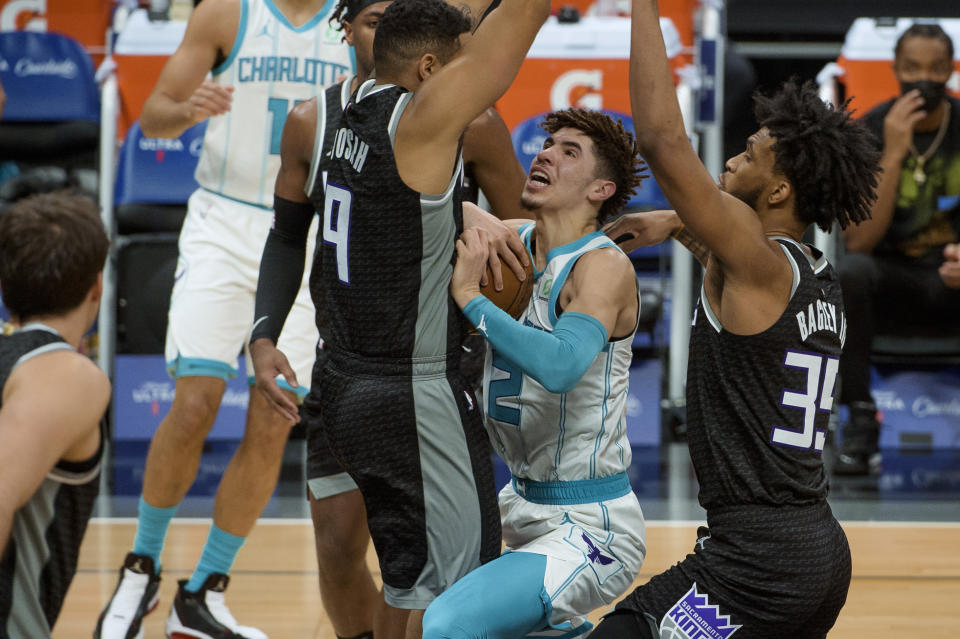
[0,190,108,319]
[753,80,880,231]
[329,0,350,32]
[373,0,471,78]
[541,108,646,226]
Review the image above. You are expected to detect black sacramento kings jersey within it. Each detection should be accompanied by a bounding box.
[0,327,101,638]
[308,79,466,362]
[687,238,846,510]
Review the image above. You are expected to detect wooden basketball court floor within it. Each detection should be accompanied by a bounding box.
[53,517,960,638]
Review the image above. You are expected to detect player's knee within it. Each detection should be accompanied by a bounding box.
[312,492,368,570]
[166,388,222,437]
[421,602,476,639]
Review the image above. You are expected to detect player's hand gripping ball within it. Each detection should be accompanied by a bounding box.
[480,256,535,320]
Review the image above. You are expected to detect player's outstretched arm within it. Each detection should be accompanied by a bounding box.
[250,99,318,424]
[140,0,239,138]
[452,230,634,393]
[464,108,531,221]
[629,0,778,281]
[0,352,108,555]
[605,210,711,266]
[401,0,549,158]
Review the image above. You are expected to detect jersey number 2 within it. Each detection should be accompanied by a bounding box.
[323,183,352,284]
[772,351,839,453]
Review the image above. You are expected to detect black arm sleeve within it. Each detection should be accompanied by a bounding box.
[250,195,316,344]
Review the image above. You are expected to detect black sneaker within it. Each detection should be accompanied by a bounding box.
[834,403,881,476]
[165,574,267,639]
[94,552,161,639]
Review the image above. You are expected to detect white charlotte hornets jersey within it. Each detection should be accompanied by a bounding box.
[482,223,638,483]
[194,0,354,207]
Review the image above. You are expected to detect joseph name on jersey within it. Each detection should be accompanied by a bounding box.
[483,223,638,483]
[194,0,354,208]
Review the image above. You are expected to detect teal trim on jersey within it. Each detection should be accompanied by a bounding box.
[547,561,590,621]
[510,472,631,505]
[213,0,249,76]
[590,349,614,478]
[200,187,273,211]
[539,570,596,639]
[265,0,334,32]
[245,375,309,401]
[547,232,613,326]
[276,377,308,400]
[255,19,282,204]
[167,356,238,381]
[518,222,541,277]
[554,392,567,468]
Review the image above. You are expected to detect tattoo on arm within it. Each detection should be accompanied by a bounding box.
[671,225,711,266]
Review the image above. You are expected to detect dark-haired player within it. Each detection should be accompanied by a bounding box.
[249,0,548,636]
[423,108,646,638]
[591,1,881,637]
[262,3,529,638]
[0,191,110,638]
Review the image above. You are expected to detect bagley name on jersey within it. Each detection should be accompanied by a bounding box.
[796,299,846,346]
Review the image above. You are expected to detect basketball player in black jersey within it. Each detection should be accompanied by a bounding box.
[249,0,548,637]
[0,191,110,638]
[259,2,528,638]
[591,2,882,638]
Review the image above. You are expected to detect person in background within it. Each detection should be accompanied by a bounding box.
[834,22,960,475]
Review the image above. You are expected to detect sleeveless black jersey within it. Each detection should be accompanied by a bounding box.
[0,326,102,638]
[687,239,846,511]
[308,79,466,364]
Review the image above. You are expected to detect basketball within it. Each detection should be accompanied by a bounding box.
[479,256,535,319]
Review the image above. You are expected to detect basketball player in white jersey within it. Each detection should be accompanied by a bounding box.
[95,1,353,638]
[422,108,646,638]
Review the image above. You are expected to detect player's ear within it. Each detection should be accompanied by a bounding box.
[343,22,355,47]
[767,177,791,207]
[588,179,617,205]
[89,271,104,305]
[418,53,440,80]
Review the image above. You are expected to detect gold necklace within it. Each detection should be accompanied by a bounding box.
[909,105,950,186]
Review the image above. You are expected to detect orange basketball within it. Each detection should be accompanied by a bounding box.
[479,257,535,320]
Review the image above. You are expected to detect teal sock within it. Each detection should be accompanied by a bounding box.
[132,496,177,573]
[185,525,246,593]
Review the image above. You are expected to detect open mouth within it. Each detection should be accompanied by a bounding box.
[528,168,551,187]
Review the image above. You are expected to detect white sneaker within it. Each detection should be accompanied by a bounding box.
[165,574,267,639]
[94,553,161,639]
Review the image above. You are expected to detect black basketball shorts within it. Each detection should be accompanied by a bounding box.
[607,502,851,639]
[313,348,501,609]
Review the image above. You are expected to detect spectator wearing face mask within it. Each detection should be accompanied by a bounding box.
[834,22,960,476]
